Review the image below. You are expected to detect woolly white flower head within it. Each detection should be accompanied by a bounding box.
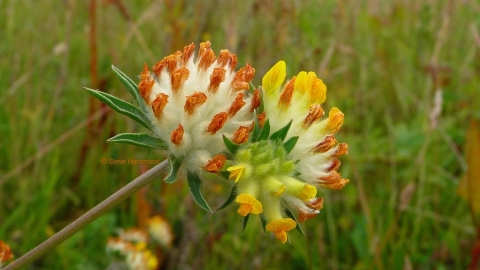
[138,41,258,176]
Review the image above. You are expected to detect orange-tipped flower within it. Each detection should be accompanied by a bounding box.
[136,41,257,176]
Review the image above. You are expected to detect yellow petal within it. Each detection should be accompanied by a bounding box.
[310,78,327,104]
[266,218,296,243]
[237,203,253,216]
[293,71,327,105]
[235,194,263,215]
[266,218,296,232]
[274,231,288,243]
[306,72,317,90]
[297,184,317,201]
[262,61,286,95]
[324,107,344,134]
[227,165,245,183]
[271,185,285,197]
[294,71,308,94]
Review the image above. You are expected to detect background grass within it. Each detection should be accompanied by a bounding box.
[1,0,479,269]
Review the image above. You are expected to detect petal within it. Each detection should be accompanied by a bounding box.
[206,112,228,134]
[204,154,226,173]
[274,231,288,243]
[232,126,249,144]
[294,71,308,94]
[324,107,344,134]
[266,218,296,232]
[271,185,285,197]
[262,61,286,95]
[236,194,263,215]
[170,124,184,145]
[310,78,327,104]
[297,184,317,201]
[227,165,245,182]
[265,218,296,243]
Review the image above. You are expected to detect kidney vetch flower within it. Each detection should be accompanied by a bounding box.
[86,41,259,212]
[223,61,349,243]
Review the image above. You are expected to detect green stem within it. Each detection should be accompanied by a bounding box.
[5,160,168,270]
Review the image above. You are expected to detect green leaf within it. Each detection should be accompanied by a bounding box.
[217,185,237,211]
[257,119,270,141]
[258,87,265,114]
[107,133,167,150]
[270,119,292,142]
[283,136,299,154]
[222,135,240,154]
[218,170,231,180]
[111,65,149,113]
[164,155,183,183]
[260,214,267,234]
[248,82,256,92]
[85,88,153,131]
[284,208,305,235]
[251,110,261,142]
[242,214,250,234]
[186,171,212,212]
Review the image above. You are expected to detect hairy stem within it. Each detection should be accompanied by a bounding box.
[5,160,168,270]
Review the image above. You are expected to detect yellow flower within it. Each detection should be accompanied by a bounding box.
[148,216,173,248]
[293,71,326,105]
[227,165,245,183]
[106,226,159,270]
[297,184,317,201]
[225,61,348,242]
[235,194,263,216]
[261,61,349,191]
[265,218,296,244]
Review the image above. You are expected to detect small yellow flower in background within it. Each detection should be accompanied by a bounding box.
[148,216,173,248]
[126,248,158,270]
[225,61,348,243]
[119,228,148,244]
[106,228,158,270]
[106,216,174,269]
[0,240,13,267]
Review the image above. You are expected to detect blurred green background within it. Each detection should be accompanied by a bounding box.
[1,0,479,269]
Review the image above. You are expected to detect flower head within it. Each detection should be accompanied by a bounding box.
[225,61,349,243]
[139,42,257,177]
[107,228,158,270]
[90,42,259,212]
[261,61,349,191]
